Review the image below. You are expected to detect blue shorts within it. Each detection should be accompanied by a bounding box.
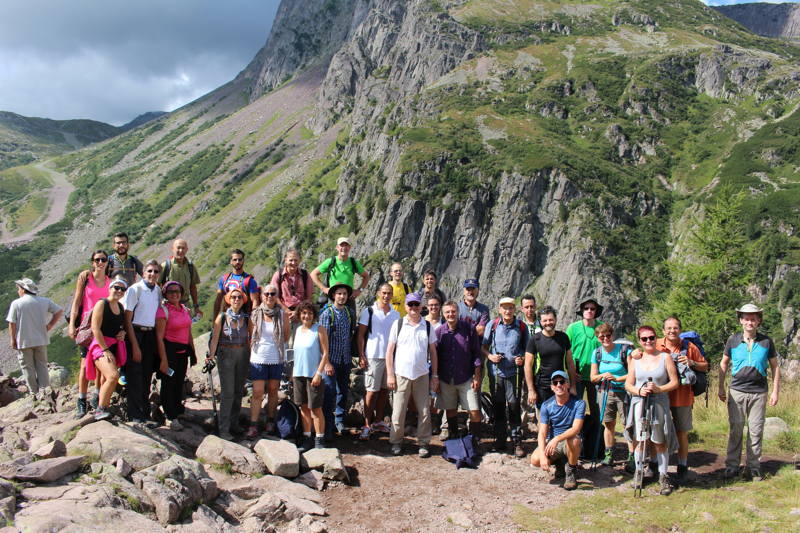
[249,362,283,381]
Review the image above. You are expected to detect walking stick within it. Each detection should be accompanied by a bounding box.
[591,380,610,470]
[634,377,653,498]
[202,359,219,436]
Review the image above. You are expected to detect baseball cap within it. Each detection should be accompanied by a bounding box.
[336,237,351,246]
[551,370,569,382]
[499,297,515,306]
[405,292,421,304]
[463,278,479,288]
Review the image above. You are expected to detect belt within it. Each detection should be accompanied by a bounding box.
[134,325,154,331]
[220,343,247,348]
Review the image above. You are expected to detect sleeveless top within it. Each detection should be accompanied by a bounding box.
[293,324,322,378]
[219,313,249,346]
[82,274,110,321]
[100,298,125,338]
[251,319,281,365]
[634,353,669,389]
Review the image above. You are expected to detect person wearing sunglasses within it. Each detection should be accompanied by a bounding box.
[155,280,195,430]
[85,277,128,421]
[208,288,252,440]
[625,325,679,496]
[247,284,290,439]
[530,370,584,491]
[122,259,165,426]
[68,249,111,417]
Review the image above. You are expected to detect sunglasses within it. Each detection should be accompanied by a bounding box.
[264,292,277,296]
[552,380,567,386]
[597,333,612,339]
[639,335,656,342]
[111,286,126,292]
[145,269,160,274]
[93,257,108,263]
[583,307,597,312]
[230,295,243,300]
[407,302,421,307]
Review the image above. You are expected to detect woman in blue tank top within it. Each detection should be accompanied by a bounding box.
[292,300,330,451]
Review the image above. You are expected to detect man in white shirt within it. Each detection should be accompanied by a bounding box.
[357,284,399,440]
[386,293,439,457]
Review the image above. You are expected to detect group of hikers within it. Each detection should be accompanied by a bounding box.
[5,233,782,495]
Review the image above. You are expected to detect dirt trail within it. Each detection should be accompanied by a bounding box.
[0,161,74,246]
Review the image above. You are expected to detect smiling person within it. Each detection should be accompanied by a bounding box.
[270,249,313,325]
[155,281,195,430]
[69,249,111,417]
[524,306,576,411]
[122,259,164,426]
[292,301,329,452]
[458,278,489,336]
[214,249,259,317]
[108,232,143,286]
[388,263,412,317]
[319,284,355,440]
[310,237,370,310]
[418,269,446,318]
[719,304,781,482]
[159,239,202,319]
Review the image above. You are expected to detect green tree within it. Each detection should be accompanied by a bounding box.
[651,188,752,361]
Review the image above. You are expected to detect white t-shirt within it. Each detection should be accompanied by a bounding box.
[6,294,61,349]
[388,316,436,380]
[251,319,281,365]
[358,303,400,360]
[122,281,162,327]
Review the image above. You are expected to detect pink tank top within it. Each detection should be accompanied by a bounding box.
[81,275,111,321]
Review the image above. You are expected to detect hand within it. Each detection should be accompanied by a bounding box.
[539,456,550,472]
[311,374,322,387]
[359,356,367,370]
[288,310,296,322]
[718,389,726,402]
[488,353,503,364]
[472,377,481,391]
[528,391,537,406]
[677,354,688,366]
[650,383,661,394]
[10,341,17,350]
[132,346,142,363]
[194,308,204,319]
[769,391,779,407]
[324,363,334,377]
[387,375,397,391]
[640,384,651,397]
[352,289,362,299]
[68,324,76,339]
[515,356,524,367]
[603,372,614,381]
[159,359,169,375]
[545,439,558,456]
[430,376,440,393]
[115,331,126,341]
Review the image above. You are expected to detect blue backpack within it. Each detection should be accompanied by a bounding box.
[442,434,479,469]
[276,398,301,440]
[680,331,708,397]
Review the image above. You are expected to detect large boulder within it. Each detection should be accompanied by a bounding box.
[301,448,348,482]
[254,438,300,478]
[0,396,35,424]
[764,417,790,439]
[33,439,66,459]
[131,455,218,525]
[10,455,85,483]
[14,500,166,532]
[168,504,239,533]
[224,474,323,503]
[47,364,70,388]
[66,421,174,471]
[195,435,264,476]
[0,478,14,525]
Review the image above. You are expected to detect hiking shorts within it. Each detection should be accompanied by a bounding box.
[603,390,628,424]
[437,379,480,411]
[293,376,324,409]
[364,358,387,392]
[670,405,693,432]
[551,439,569,462]
[249,362,283,381]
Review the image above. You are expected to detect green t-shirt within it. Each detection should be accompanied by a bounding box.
[316,256,365,288]
[566,319,603,379]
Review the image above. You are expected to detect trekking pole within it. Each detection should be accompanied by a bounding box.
[591,380,610,470]
[634,377,653,498]
[202,359,219,436]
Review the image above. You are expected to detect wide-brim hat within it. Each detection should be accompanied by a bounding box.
[224,289,248,306]
[576,298,604,318]
[327,283,353,301]
[14,278,38,295]
[736,303,763,316]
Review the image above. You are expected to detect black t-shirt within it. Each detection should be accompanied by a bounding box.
[526,331,571,382]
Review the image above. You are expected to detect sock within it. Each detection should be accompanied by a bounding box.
[78,393,87,399]
[678,457,687,466]
[447,417,459,437]
[468,420,482,436]
[303,432,311,437]
[657,452,668,475]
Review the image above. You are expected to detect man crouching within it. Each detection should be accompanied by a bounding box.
[530,370,585,490]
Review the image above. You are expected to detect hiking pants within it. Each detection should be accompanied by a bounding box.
[489,371,522,443]
[216,345,249,434]
[390,374,431,446]
[322,361,351,438]
[726,389,767,470]
[160,340,189,420]
[17,345,49,395]
[576,379,600,458]
[125,328,158,421]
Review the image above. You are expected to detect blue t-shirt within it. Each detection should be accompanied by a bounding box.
[217,272,259,295]
[483,318,529,378]
[596,344,628,391]
[293,324,322,378]
[724,332,777,394]
[540,394,585,439]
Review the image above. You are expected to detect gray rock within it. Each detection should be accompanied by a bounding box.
[0,479,14,525]
[254,438,300,478]
[47,364,70,388]
[764,417,790,440]
[242,492,285,521]
[14,499,166,532]
[196,435,264,476]
[240,516,277,533]
[0,396,36,424]
[170,504,239,533]
[301,448,348,482]
[116,457,133,477]
[294,470,326,491]
[448,511,474,528]
[33,439,66,459]
[224,474,322,503]
[281,493,326,519]
[283,514,327,533]
[12,455,85,483]
[0,479,13,500]
[66,421,174,471]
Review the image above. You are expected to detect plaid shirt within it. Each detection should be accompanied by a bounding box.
[319,305,352,365]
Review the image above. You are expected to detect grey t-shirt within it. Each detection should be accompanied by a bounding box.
[6,294,62,349]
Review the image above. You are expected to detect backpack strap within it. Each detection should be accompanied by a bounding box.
[276,269,285,301]
[487,317,501,354]
[594,346,603,365]
[350,257,357,273]
[160,258,171,284]
[326,256,336,287]
[402,282,411,295]
[187,260,195,284]
[367,307,374,336]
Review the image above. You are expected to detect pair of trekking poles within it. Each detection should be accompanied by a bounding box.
[634,377,654,498]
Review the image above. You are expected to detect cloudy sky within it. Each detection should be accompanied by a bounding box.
[704,0,798,4]
[1,1,797,126]
[0,0,279,126]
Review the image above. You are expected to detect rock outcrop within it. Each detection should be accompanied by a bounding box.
[714,3,800,41]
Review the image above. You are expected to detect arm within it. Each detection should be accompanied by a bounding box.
[768,356,781,406]
[282,311,290,343]
[68,271,88,337]
[688,345,708,372]
[524,351,536,405]
[566,349,577,395]
[208,315,223,361]
[537,422,551,470]
[386,341,397,390]
[8,322,17,350]
[213,290,224,318]
[155,316,169,374]
[310,267,328,294]
[354,268,370,299]
[590,362,601,384]
[47,309,63,331]
[429,342,439,393]
[656,354,680,394]
[319,325,333,376]
[91,300,110,354]
[190,284,201,316]
[357,323,368,369]
[124,309,141,362]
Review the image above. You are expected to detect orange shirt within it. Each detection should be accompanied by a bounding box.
[656,337,704,407]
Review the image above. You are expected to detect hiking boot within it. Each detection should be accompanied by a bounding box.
[93,407,111,421]
[297,435,313,453]
[644,461,657,479]
[359,425,371,441]
[601,448,614,467]
[625,453,636,474]
[554,458,566,479]
[418,446,431,458]
[314,436,325,449]
[245,426,259,439]
[169,419,184,431]
[747,468,763,482]
[659,474,673,496]
[676,464,688,485]
[514,443,526,458]
[219,432,234,441]
[391,444,402,456]
[563,464,578,490]
[75,397,88,418]
[723,466,739,480]
[89,393,99,411]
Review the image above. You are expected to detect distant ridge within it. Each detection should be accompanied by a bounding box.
[714,2,800,40]
[120,111,167,132]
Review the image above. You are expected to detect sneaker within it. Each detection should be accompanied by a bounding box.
[659,474,673,496]
[75,397,88,418]
[563,464,578,490]
[359,425,372,441]
[391,444,402,456]
[514,444,526,458]
[748,468,763,482]
[676,464,688,485]
[372,421,391,433]
[245,425,259,439]
[554,458,566,479]
[723,467,739,480]
[601,448,614,467]
[625,453,636,474]
[89,393,99,410]
[169,419,184,431]
[418,446,430,458]
[314,436,325,449]
[93,407,111,421]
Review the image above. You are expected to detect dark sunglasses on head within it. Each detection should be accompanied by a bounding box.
[93,257,108,263]
[111,286,126,292]
[551,380,567,386]
[640,335,656,342]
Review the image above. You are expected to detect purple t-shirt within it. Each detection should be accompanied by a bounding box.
[435,319,481,385]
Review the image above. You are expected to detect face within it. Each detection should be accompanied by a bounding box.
[424,274,436,289]
[230,253,244,271]
[551,377,569,395]
[172,240,188,260]
[336,242,351,257]
[521,299,537,320]
[144,264,160,284]
[663,318,681,342]
[228,291,244,309]
[463,286,478,302]
[262,287,278,306]
[378,286,393,305]
[92,253,108,271]
[164,286,182,303]
[300,309,314,325]
[390,264,403,282]
[110,284,127,299]
[499,303,516,320]
[740,313,762,331]
[285,252,299,271]
[540,313,556,332]
[597,330,614,346]
[113,237,129,255]
[443,304,458,323]
[405,300,421,317]
[639,330,657,349]
[334,287,349,305]
[427,299,441,316]
[582,302,598,321]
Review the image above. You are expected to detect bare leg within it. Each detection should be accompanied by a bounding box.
[266,379,280,419]
[250,380,265,425]
[94,358,120,407]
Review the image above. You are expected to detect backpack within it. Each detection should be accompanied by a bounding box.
[395,316,432,341]
[680,331,708,396]
[324,304,356,337]
[160,258,196,286]
[276,268,309,302]
[487,317,527,354]
[593,341,634,371]
[324,256,358,287]
[65,270,90,326]
[276,398,301,440]
[221,272,254,296]
[442,434,479,469]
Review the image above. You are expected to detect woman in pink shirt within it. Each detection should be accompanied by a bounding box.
[155,280,195,430]
[68,249,111,418]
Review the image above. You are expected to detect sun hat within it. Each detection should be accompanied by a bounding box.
[14,278,38,295]
[576,298,604,318]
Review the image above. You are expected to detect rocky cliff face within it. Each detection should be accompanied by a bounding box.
[714,3,800,41]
